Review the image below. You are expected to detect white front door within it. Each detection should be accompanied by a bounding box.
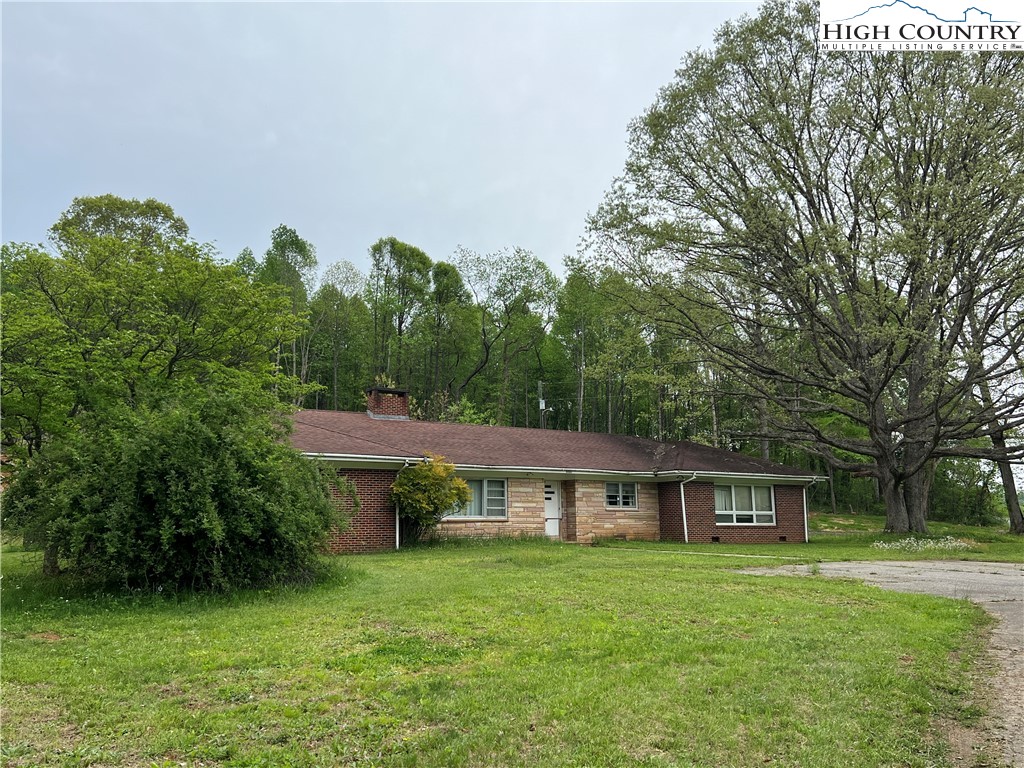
[544,482,561,538]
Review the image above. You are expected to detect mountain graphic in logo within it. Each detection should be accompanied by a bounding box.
[829,1,1016,23]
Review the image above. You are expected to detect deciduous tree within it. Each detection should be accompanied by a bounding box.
[1,196,335,583]
[1,201,298,457]
[365,237,432,384]
[589,1,1024,532]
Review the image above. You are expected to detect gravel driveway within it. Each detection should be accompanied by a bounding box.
[743,560,1024,766]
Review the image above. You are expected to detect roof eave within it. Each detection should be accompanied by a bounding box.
[302,452,660,478]
[301,453,824,483]
[684,470,825,484]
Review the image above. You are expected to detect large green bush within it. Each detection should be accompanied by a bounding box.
[929,458,1006,527]
[0,195,345,591]
[2,390,344,591]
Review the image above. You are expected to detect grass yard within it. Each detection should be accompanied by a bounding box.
[599,513,1024,564]
[0,526,1005,768]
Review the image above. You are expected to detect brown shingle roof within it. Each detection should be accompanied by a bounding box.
[290,410,814,479]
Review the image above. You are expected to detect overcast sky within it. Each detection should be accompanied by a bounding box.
[3,1,759,277]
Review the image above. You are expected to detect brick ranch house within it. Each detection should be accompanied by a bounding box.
[291,387,822,554]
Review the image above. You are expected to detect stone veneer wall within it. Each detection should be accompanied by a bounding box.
[572,481,660,544]
[561,480,577,542]
[436,477,547,538]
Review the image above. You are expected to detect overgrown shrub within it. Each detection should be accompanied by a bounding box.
[928,458,1006,526]
[390,453,470,545]
[2,391,346,591]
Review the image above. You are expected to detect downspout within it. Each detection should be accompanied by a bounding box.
[679,473,698,543]
[396,458,416,551]
[803,478,821,544]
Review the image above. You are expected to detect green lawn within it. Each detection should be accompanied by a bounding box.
[0,529,1004,767]
[599,513,1024,564]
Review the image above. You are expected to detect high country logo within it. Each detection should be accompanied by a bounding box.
[818,0,1022,50]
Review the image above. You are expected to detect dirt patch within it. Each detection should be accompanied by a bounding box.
[936,715,993,765]
[27,632,62,642]
[934,625,1015,767]
[984,607,1024,767]
[0,682,83,767]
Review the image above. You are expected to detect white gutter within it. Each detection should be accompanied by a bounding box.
[304,452,824,484]
[306,452,662,477]
[679,470,826,484]
[679,472,698,543]
[308,452,417,463]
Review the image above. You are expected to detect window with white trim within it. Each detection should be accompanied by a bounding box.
[445,479,507,519]
[714,484,775,525]
[605,482,638,509]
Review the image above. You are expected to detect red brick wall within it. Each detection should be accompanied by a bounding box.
[365,389,409,418]
[772,485,808,543]
[681,481,806,543]
[328,468,398,553]
[658,482,685,542]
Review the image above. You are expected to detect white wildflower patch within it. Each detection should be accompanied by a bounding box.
[871,536,974,553]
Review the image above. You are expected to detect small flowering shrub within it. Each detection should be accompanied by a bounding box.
[391,453,470,545]
[871,536,974,553]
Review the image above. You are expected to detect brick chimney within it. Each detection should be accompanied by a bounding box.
[365,386,410,420]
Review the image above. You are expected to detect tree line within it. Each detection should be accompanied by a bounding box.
[228,4,1024,535]
[228,217,1020,535]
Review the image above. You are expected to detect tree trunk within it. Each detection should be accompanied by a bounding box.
[524,379,530,429]
[498,346,511,424]
[989,434,1024,534]
[879,467,910,533]
[607,375,612,434]
[332,339,339,410]
[657,385,665,441]
[902,461,933,534]
[576,327,584,432]
[433,326,442,402]
[978,378,1024,534]
[395,318,405,386]
[710,393,720,449]
[996,458,1024,535]
[758,399,770,460]
[43,543,60,577]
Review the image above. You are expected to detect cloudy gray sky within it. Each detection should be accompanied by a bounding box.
[3,1,758,277]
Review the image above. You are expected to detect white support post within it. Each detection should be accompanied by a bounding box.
[680,482,689,543]
[802,486,809,543]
